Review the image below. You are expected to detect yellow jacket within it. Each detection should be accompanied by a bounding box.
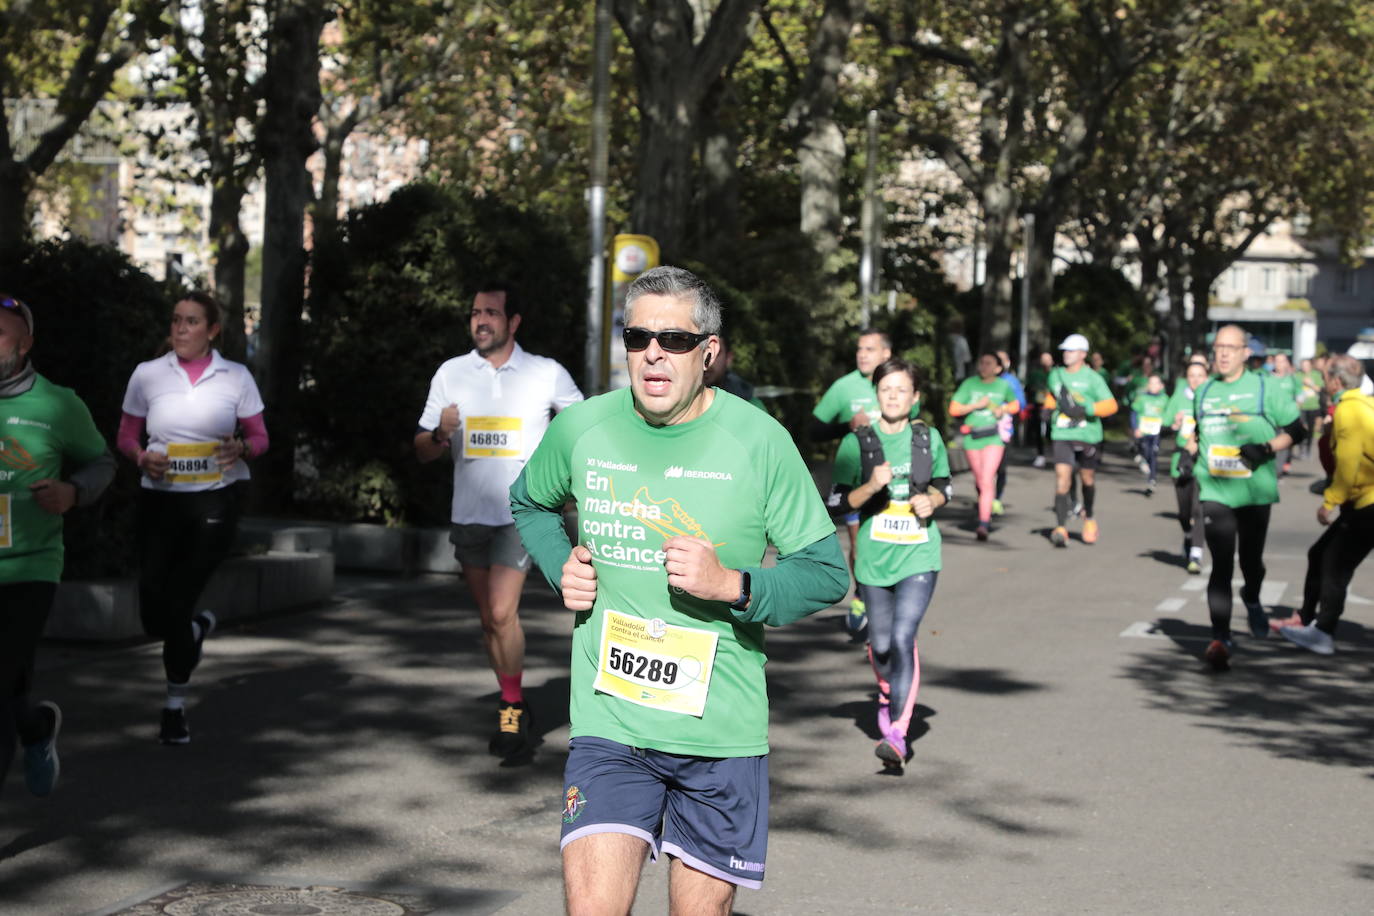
[1324,388,1374,511]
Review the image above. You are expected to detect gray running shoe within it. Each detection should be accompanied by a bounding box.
[1278,623,1335,655]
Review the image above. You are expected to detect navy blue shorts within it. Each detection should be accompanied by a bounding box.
[560,736,769,889]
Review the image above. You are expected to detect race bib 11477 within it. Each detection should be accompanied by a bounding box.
[870,503,929,545]
[593,609,719,717]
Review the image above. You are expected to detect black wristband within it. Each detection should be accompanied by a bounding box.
[430,427,446,444]
[729,570,751,611]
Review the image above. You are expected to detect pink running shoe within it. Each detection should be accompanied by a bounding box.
[1269,612,1303,632]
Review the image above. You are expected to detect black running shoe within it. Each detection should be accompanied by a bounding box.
[160,708,190,745]
[189,610,217,672]
[489,701,531,758]
[1204,639,1231,673]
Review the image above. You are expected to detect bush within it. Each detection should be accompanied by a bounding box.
[0,239,173,577]
[300,183,585,525]
[1049,263,1154,373]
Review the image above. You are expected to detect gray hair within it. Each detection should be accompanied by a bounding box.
[625,266,722,337]
[1328,354,1364,390]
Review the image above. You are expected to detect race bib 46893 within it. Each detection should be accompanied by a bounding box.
[463,416,523,459]
[593,609,719,717]
[1207,444,1252,479]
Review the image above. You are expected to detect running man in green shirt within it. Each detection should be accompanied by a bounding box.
[1184,325,1306,671]
[1044,333,1118,547]
[1296,357,1324,459]
[812,328,893,635]
[1130,374,1169,495]
[1,294,115,799]
[511,266,847,913]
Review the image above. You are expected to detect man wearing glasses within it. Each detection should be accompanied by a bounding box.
[414,284,582,760]
[1184,324,1305,671]
[511,266,847,914]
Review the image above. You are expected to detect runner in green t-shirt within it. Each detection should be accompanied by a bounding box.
[1164,359,1210,573]
[832,358,952,771]
[950,353,1019,539]
[1130,375,1169,494]
[1184,325,1306,671]
[1270,353,1301,475]
[811,328,893,636]
[1045,333,1118,547]
[1297,358,1324,459]
[0,294,115,800]
[1027,351,1055,466]
[510,266,847,909]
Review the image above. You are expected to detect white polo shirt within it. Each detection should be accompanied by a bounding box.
[418,343,583,526]
[122,350,266,492]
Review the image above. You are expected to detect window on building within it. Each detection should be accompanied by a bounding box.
[1261,266,1277,293]
[1287,266,1312,297]
[1227,267,1247,293]
[1339,268,1359,296]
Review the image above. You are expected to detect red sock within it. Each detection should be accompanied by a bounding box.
[498,672,523,704]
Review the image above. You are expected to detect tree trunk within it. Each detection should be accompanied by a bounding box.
[256,0,325,508]
[1163,245,1188,369]
[313,119,352,251]
[698,82,739,256]
[1187,267,1216,355]
[980,186,1018,353]
[0,166,29,259]
[1028,208,1056,350]
[208,179,249,361]
[613,0,760,259]
[788,0,866,259]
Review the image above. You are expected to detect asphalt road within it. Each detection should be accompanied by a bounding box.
[3,446,1372,914]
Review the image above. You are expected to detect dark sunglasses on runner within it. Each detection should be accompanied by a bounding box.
[1,295,26,312]
[622,327,709,353]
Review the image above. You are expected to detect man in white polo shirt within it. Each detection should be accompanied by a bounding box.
[414,283,583,759]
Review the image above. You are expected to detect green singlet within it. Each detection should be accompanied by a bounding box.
[1193,370,1300,507]
[833,424,950,585]
[518,388,836,757]
[0,375,107,584]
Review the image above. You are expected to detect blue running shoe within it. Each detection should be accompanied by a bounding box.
[1244,601,1268,639]
[23,701,62,797]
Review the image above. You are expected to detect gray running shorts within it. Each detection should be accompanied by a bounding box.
[449,523,531,571]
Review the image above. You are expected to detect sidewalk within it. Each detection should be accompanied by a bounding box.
[3,448,1372,914]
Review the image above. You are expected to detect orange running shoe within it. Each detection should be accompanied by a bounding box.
[1082,519,1099,544]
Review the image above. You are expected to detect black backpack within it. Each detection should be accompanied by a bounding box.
[829,422,934,522]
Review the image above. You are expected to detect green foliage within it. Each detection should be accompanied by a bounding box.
[0,238,172,577]
[1048,263,1153,372]
[299,182,585,526]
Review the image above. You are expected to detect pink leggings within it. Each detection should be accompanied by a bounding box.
[965,444,1005,524]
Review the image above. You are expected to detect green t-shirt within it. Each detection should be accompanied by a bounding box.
[1130,391,1169,434]
[1272,372,1301,410]
[951,376,1016,450]
[520,388,835,757]
[1164,384,1200,478]
[1193,371,1301,507]
[1298,370,1323,411]
[1027,366,1051,400]
[0,375,107,584]
[833,424,949,586]
[1047,366,1114,444]
[813,369,879,425]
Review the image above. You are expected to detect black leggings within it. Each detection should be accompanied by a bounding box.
[0,581,58,791]
[1300,503,1374,633]
[138,484,242,684]
[1174,476,1204,551]
[1202,502,1271,640]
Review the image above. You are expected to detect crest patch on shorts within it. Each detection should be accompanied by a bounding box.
[563,785,589,823]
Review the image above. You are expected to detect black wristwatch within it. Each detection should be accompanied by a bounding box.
[729,571,752,611]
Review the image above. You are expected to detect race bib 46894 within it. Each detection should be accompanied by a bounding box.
[1207,444,1252,479]
[463,416,523,459]
[166,442,222,485]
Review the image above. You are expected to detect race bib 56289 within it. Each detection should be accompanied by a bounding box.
[593,609,719,717]
[463,416,523,459]
[166,442,222,485]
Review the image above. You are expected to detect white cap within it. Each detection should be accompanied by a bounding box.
[1059,333,1089,352]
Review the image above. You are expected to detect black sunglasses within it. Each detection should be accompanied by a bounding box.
[1,296,26,311]
[623,327,709,353]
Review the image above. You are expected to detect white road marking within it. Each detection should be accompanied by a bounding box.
[1155,597,1187,612]
[1181,578,1206,591]
[1348,591,1372,606]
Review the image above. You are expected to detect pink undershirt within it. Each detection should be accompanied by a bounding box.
[116,354,269,462]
